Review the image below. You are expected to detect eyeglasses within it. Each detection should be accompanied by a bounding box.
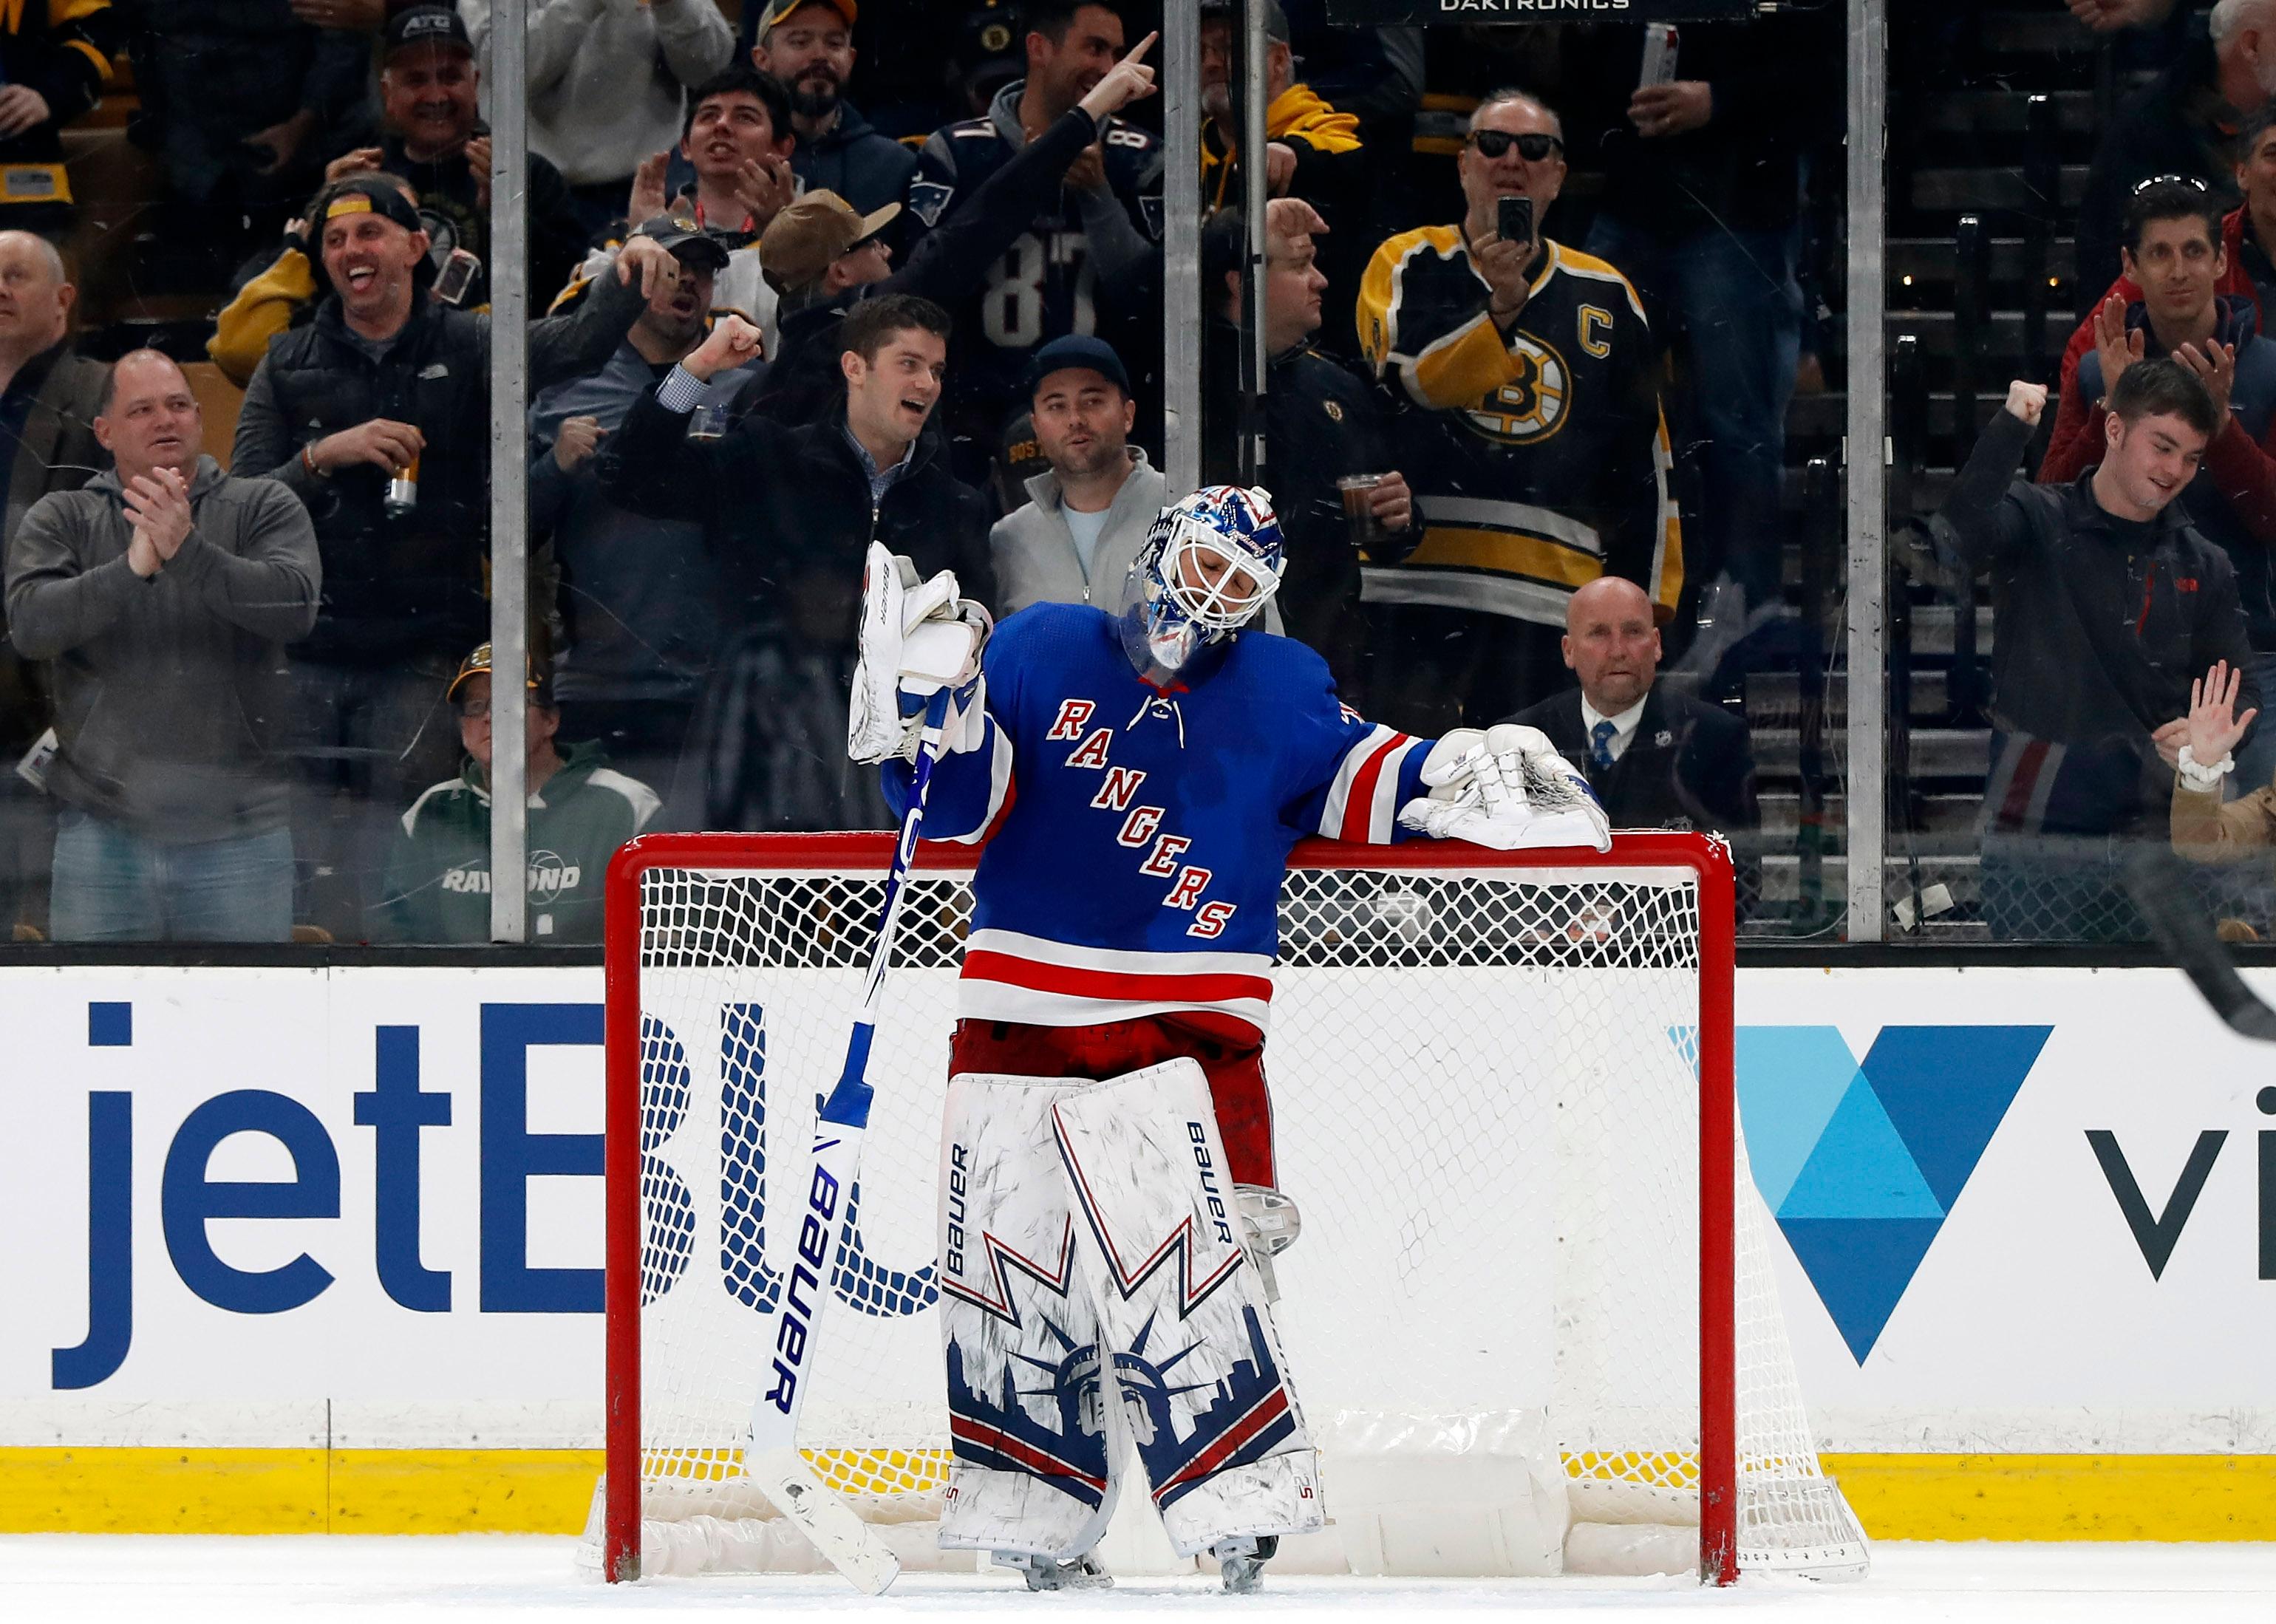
[2131,172,2210,196]
[1468,129,1564,163]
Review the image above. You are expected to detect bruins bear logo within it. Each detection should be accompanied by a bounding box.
[1464,333,1571,446]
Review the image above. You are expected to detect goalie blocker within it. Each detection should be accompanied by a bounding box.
[939,1060,1326,1567]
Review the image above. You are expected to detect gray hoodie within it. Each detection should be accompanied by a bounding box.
[4,456,321,840]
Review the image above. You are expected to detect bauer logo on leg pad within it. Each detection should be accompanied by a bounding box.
[1188,1124,1236,1245]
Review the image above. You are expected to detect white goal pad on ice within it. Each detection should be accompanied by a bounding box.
[586,832,1867,1585]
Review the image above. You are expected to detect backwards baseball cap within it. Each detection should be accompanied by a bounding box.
[752,0,856,35]
[630,214,734,273]
[1199,0,1290,41]
[759,189,901,296]
[385,5,474,61]
[314,177,426,236]
[449,642,553,706]
[1023,333,1131,399]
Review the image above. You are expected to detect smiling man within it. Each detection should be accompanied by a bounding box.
[351,6,590,310]
[3,349,321,942]
[2040,180,2276,791]
[231,172,676,936]
[749,0,916,216]
[596,293,994,832]
[1946,362,2260,942]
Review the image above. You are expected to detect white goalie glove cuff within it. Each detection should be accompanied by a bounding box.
[1397,724,1612,853]
[850,544,994,765]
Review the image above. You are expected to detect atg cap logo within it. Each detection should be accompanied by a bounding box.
[1738,1025,2050,1362]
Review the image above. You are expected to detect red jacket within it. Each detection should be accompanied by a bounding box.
[2054,206,2263,397]
[2040,222,2276,543]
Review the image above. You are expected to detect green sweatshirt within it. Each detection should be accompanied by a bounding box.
[372,741,660,944]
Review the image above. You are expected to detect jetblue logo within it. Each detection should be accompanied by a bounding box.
[1737,1025,2050,1362]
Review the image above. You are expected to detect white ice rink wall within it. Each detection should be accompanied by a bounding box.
[2,963,2274,1538]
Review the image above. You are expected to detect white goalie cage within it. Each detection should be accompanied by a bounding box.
[590,831,1867,1585]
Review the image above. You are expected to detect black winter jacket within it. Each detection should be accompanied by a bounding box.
[232,270,647,666]
[600,387,995,644]
[596,389,994,831]
[789,99,921,219]
[1941,408,2259,831]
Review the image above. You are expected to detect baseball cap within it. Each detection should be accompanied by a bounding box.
[1199,0,1291,41]
[449,642,553,705]
[315,177,425,236]
[752,0,856,35]
[759,189,901,296]
[957,4,1022,95]
[1023,333,1131,400]
[385,5,474,61]
[630,214,734,273]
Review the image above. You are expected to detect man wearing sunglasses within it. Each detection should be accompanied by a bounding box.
[1355,89,1680,736]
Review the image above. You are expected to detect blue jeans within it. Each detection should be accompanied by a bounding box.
[1584,215,1805,610]
[50,811,294,943]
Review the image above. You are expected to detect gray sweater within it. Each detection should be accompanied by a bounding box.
[4,457,321,840]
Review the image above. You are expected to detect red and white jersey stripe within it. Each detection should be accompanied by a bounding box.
[1315,724,1428,845]
[958,927,1278,1037]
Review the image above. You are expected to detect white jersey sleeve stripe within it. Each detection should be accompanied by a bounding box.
[1318,724,1399,841]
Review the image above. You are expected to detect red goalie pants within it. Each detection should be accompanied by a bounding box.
[947,1013,1275,1187]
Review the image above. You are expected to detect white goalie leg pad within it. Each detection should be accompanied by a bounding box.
[1049,1059,1326,1559]
[938,1071,1128,1560]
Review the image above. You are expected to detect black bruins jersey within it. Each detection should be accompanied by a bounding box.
[1357,228,1681,628]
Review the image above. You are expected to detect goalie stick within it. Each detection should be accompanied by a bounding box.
[2124,845,2276,1043]
[738,686,958,1595]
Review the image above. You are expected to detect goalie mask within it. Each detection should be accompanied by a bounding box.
[1120,485,1285,682]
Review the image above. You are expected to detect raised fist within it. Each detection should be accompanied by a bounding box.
[2003,381,2049,427]
[683,313,763,382]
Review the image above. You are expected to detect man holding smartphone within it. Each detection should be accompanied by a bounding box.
[1355,89,1680,736]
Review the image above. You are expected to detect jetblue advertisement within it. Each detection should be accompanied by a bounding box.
[4,964,2275,1454]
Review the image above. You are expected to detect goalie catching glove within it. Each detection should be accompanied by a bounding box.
[1397,724,1612,853]
[848,543,994,765]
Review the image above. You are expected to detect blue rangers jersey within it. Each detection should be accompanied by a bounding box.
[907,79,1164,431]
[884,602,1433,1040]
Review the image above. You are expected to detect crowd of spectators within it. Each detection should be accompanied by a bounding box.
[0,0,1949,950]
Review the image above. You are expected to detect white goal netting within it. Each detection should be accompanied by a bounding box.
[591,838,1867,1583]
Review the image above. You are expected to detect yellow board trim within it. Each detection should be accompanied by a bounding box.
[7,1449,2276,1541]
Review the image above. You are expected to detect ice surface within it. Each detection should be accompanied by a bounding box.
[3,1537,2275,1623]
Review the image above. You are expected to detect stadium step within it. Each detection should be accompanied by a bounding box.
[1909,164,2089,216]
[1745,669,1954,720]
[1758,791,1985,851]
[1754,726,1989,779]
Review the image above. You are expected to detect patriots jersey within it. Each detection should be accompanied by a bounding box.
[1357,230,1683,629]
[907,79,1165,423]
[884,603,1432,1040]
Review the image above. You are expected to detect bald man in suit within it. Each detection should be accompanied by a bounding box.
[1503,576,1759,907]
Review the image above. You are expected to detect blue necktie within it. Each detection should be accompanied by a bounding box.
[1590,719,1618,771]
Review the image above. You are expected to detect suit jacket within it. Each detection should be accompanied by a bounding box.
[1508,683,1758,834]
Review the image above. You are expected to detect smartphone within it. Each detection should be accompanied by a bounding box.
[433,248,482,307]
[1640,23,1680,88]
[1496,194,1533,249]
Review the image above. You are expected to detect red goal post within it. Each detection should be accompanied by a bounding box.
[599,830,1858,1586]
